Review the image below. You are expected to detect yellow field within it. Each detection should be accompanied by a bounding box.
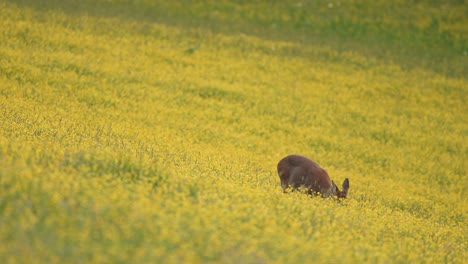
[1,0,466,263]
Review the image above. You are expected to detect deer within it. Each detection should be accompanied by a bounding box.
[277,154,349,198]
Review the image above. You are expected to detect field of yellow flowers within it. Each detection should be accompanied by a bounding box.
[1,0,466,263]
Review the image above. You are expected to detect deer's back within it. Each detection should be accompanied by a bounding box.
[277,155,333,192]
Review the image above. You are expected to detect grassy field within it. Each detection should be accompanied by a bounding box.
[1,0,467,263]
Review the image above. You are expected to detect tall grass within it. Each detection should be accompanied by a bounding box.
[0,0,466,263]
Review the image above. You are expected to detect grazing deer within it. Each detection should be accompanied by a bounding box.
[277,154,349,198]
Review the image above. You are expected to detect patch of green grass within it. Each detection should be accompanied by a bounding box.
[8,0,466,77]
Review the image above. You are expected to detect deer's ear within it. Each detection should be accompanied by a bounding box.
[342,178,349,191]
[332,180,340,192]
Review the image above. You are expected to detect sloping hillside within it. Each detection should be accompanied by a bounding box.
[1,0,466,262]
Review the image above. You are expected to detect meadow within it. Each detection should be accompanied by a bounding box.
[0,0,467,263]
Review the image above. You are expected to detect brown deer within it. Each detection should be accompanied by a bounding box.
[277,154,349,198]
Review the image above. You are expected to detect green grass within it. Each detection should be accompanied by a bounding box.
[8,0,466,77]
[0,0,467,263]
